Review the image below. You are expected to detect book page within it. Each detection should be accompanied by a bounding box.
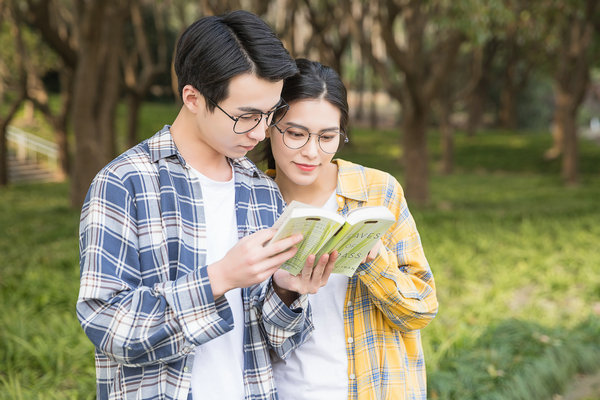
[329,216,395,277]
[271,204,344,275]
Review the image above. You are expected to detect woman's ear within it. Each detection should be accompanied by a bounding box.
[265,126,272,138]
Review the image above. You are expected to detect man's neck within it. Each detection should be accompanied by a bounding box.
[170,109,232,181]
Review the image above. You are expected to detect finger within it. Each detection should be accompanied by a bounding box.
[301,254,316,279]
[251,227,277,243]
[261,245,299,271]
[366,247,377,262]
[266,233,303,255]
[310,253,329,281]
[323,251,337,279]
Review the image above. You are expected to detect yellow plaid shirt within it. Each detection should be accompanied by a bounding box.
[267,159,437,399]
[333,159,438,400]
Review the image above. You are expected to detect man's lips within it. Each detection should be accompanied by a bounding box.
[240,144,256,151]
[294,162,317,172]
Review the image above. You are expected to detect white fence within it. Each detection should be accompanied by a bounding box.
[6,126,59,171]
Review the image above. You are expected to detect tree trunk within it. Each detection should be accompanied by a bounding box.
[466,84,485,137]
[438,100,454,175]
[554,89,580,184]
[55,71,73,179]
[369,90,378,130]
[545,111,564,160]
[70,2,128,208]
[127,94,142,149]
[0,94,26,186]
[355,64,365,121]
[548,1,596,186]
[403,105,429,205]
[499,37,519,130]
[499,80,518,130]
[0,122,8,187]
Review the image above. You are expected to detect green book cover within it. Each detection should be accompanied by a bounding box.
[270,201,395,277]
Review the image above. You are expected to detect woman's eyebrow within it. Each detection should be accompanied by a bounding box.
[286,121,339,132]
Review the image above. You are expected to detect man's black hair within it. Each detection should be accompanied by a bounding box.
[174,10,298,111]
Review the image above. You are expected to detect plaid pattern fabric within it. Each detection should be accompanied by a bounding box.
[334,159,438,400]
[77,126,311,400]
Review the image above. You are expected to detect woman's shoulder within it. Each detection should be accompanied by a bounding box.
[335,158,399,187]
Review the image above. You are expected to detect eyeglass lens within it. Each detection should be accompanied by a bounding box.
[234,104,288,134]
[282,127,343,154]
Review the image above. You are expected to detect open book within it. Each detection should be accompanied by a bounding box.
[270,200,396,277]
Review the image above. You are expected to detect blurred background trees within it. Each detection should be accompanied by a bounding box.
[1,0,599,207]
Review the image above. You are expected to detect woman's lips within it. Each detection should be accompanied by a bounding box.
[295,163,317,172]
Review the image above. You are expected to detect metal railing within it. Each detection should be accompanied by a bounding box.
[6,126,59,171]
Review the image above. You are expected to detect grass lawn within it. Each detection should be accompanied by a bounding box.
[1,102,599,399]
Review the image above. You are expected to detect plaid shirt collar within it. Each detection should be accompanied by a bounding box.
[148,125,261,177]
[333,159,369,202]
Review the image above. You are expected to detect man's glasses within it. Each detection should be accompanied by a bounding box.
[273,124,348,154]
[207,97,289,134]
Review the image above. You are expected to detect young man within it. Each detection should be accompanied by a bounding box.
[77,11,335,400]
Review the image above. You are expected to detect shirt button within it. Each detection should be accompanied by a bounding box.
[359,271,366,276]
[347,337,354,343]
[184,366,190,373]
[347,301,352,307]
[349,374,356,380]
[126,346,132,351]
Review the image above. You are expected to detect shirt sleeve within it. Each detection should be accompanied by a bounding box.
[76,169,233,367]
[258,280,312,359]
[354,175,438,331]
[253,189,314,359]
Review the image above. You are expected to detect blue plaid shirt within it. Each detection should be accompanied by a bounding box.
[77,126,311,400]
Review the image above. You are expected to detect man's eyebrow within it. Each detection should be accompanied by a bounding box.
[237,100,282,113]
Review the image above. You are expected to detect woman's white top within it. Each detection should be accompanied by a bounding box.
[272,191,350,400]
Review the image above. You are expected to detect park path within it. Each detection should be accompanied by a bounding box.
[558,371,600,400]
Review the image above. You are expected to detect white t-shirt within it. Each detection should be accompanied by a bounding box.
[189,165,245,400]
[272,191,350,400]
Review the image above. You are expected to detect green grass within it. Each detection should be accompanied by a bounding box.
[2,106,600,399]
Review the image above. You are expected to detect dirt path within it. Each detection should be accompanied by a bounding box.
[557,371,600,400]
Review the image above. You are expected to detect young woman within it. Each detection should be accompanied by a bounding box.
[263,59,439,399]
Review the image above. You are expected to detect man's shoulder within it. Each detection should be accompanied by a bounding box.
[97,141,154,182]
[232,157,278,188]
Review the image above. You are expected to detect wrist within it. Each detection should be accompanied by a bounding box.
[207,261,232,298]
[272,277,300,307]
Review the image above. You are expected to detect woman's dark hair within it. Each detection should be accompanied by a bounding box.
[174,10,297,111]
[261,58,349,169]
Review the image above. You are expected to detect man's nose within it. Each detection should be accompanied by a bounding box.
[247,118,268,141]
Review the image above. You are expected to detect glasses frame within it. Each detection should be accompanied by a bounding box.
[273,124,348,154]
[206,97,289,134]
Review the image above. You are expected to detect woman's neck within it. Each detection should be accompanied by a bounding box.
[276,162,338,206]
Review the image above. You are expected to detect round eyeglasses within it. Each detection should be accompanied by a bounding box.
[273,124,348,154]
[207,97,289,134]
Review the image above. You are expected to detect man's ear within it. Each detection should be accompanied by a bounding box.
[181,84,205,113]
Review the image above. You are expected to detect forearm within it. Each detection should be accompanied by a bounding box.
[77,264,233,366]
[357,245,438,331]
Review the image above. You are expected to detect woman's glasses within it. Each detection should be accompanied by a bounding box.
[273,124,348,154]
